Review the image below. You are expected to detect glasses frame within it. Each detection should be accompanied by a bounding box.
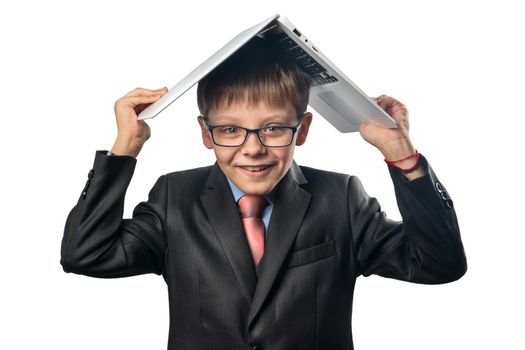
[200,113,306,148]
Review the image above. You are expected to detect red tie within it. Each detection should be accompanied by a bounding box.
[238,195,267,266]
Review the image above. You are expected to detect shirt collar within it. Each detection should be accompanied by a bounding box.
[226,177,275,205]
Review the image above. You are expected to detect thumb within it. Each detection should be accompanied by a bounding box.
[359,122,376,137]
[359,122,383,145]
[359,122,368,137]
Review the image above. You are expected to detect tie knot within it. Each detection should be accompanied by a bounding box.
[238,195,267,219]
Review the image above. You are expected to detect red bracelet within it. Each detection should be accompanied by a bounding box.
[384,150,421,173]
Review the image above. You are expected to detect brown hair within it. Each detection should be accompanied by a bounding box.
[197,36,312,117]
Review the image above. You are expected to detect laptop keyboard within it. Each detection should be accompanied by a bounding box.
[266,32,339,87]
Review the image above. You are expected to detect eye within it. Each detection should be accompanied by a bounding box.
[217,126,242,136]
[222,126,239,133]
[262,125,287,134]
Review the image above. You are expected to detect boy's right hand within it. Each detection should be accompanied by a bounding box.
[110,87,168,157]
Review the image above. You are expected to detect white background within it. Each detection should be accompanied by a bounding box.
[1,0,524,349]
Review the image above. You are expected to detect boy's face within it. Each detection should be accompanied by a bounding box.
[198,101,312,195]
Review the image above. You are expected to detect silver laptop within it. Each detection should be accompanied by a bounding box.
[138,14,397,133]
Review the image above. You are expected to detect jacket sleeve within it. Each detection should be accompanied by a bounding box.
[349,155,467,284]
[60,150,167,278]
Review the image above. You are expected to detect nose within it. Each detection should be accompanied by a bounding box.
[240,131,266,156]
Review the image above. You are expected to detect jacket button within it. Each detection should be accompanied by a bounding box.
[81,180,91,199]
[88,169,94,179]
[440,190,450,201]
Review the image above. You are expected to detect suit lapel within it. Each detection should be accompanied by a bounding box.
[248,161,311,328]
[200,164,257,303]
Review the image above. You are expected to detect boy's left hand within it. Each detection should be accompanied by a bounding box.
[360,95,425,180]
[359,94,415,161]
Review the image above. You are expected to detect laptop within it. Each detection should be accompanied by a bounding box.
[138,14,397,133]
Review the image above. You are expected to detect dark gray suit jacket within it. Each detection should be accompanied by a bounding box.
[61,150,466,350]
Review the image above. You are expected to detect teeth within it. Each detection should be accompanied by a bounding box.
[242,165,270,172]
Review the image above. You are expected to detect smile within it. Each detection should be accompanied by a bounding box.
[240,165,272,172]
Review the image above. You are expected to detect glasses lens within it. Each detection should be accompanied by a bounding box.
[258,126,294,147]
[212,126,247,146]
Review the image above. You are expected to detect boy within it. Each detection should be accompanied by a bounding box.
[61,37,466,349]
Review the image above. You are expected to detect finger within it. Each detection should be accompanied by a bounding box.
[376,95,408,119]
[123,94,164,106]
[115,94,164,110]
[374,94,389,104]
[376,95,399,107]
[125,86,168,98]
[387,102,408,117]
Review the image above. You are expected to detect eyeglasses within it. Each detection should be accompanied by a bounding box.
[201,113,305,148]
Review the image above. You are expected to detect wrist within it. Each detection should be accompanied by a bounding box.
[379,138,416,161]
[111,137,143,158]
[384,149,426,181]
[385,150,420,172]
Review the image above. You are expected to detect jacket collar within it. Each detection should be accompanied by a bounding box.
[200,161,311,328]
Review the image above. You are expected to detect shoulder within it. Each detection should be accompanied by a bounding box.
[298,165,363,192]
[160,165,215,195]
[164,164,214,180]
[299,165,354,184]
[297,165,372,207]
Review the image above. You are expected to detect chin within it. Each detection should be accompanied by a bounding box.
[239,181,276,196]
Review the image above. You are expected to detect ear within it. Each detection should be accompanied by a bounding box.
[295,112,313,146]
[197,116,214,149]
